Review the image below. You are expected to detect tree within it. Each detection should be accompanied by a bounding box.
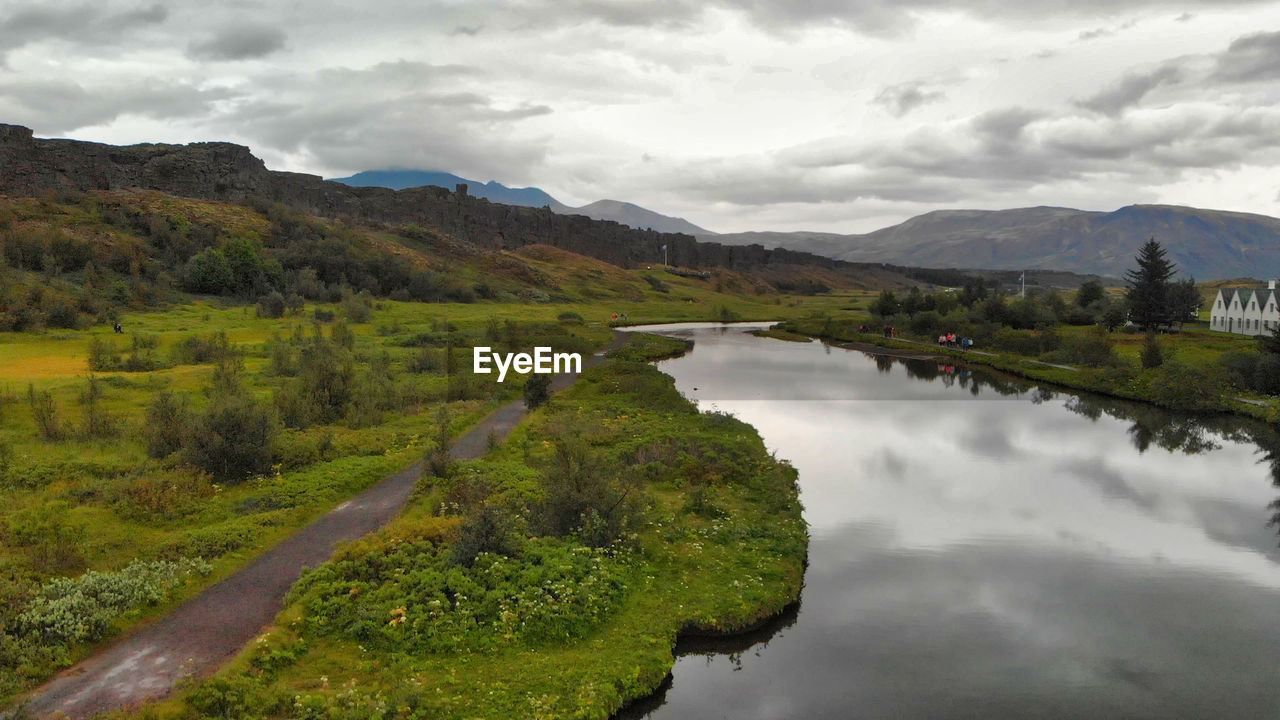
[1099,302,1128,332]
[1168,278,1201,328]
[1076,280,1105,307]
[1124,239,1176,331]
[869,290,900,317]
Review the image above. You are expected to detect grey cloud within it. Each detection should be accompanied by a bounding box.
[1212,30,1280,82]
[1077,64,1183,115]
[665,99,1280,208]
[973,107,1042,140]
[187,24,286,61]
[874,82,945,116]
[0,78,232,134]
[213,61,550,181]
[503,0,1277,36]
[1077,19,1136,41]
[0,2,167,56]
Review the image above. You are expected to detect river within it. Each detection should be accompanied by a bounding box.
[619,322,1280,720]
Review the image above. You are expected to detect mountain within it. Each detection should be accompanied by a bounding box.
[572,199,709,235]
[331,170,570,211]
[705,205,1280,281]
[330,170,709,235]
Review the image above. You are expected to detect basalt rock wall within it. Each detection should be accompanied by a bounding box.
[0,124,852,273]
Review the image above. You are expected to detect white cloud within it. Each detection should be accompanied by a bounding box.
[2,0,1280,231]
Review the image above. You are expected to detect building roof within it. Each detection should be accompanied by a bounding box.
[1218,287,1279,309]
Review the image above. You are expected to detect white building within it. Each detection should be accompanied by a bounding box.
[1210,281,1280,336]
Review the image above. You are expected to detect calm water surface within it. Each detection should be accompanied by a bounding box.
[619,322,1280,720]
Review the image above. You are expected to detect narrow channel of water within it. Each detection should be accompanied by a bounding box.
[620,322,1280,720]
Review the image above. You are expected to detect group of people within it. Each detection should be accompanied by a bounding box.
[937,332,974,350]
[856,324,897,338]
[855,323,974,350]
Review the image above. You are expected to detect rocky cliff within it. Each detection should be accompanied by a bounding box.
[0,124,841,273]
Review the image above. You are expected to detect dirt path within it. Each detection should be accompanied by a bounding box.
[20,333,627,719]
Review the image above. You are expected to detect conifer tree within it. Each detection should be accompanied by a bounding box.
[1124,239,1176,331]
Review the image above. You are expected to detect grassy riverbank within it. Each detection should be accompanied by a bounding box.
[778,317,1279,421]
[0,287,829,706]
[144,343,806,720]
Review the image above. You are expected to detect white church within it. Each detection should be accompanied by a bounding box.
[1210,281,1280,336]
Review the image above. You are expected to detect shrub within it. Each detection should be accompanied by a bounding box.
[170,331,232,365]
[256,291,286,319]
[87,337,120,371]
[289,538,630,653]
[44,299,81,329]
[557,311,585,324]
[17,558,211,644]
[450,504,521,567]
[534,437,643,547]
[1151,359,1228,410]
[26,384,63,440]
[424,407,454,479]
[340,289,372,323]
[1044,329,1118,368]
[143,391,192,458]
[312,308,335,323]
[296,339,355,423]
[907,310,943,338]
[265,336,297,377]
[713,304,741,323]
[185,395,277,482]
[79,375,119,438]
[1141,332,1164,369]
[523,374,551,409]
[5,502,86,572]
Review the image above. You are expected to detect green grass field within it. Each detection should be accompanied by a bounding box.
[0,274,848,705]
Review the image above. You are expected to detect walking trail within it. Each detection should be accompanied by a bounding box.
[19,333,627,719]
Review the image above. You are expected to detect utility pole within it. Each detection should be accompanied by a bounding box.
[662,244,668,266]
[1020,271,1025,299]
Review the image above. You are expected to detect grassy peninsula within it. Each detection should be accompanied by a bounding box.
[151,340,806,720]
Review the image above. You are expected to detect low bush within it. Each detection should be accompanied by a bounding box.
[290,538,630,653]
[16,557,211,645]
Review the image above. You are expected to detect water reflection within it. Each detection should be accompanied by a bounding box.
[619,324,1280,720]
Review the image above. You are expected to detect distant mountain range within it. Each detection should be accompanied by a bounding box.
[332,170,1280,280]
[331,170,709,235]
[702,205,1280,281]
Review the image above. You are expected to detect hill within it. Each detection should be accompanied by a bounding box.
[0,123,901,288]
[706,205,1280,281]
[330,169,709,234]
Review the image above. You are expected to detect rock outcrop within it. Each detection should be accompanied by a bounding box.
[0,124,849,273]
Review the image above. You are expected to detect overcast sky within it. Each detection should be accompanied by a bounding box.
[3,1,1280,233]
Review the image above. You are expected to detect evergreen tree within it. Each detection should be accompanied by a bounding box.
[1124,239,1176,331]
